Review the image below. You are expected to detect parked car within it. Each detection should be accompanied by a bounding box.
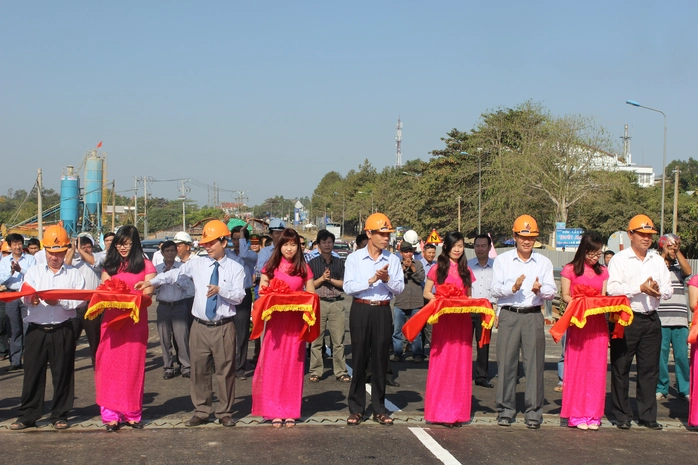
[333,240,351,261]
[140,239,164,261]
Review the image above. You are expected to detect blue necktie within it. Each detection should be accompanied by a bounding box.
[205,261,220,320]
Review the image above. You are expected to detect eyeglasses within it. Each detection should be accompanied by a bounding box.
[586,251,603,258]
[116,242,133,249]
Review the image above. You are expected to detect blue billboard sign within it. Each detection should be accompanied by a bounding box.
[556,228,584,248]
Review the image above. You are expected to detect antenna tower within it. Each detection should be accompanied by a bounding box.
[395,117,403,168]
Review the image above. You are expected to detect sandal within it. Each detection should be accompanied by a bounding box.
[309,375,320,383]
[53,420,69,430]
[10,421,34,431]
[284,419,296,428]
[271,418,283,428]
[336,374,351,383]
[347,413,362,426]
[373,413,394,426]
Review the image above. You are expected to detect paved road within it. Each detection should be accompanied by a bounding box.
[0,298,694,463]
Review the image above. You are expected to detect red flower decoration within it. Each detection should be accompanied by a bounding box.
[98,278,131,293]
[572,284,601,297]
[435,282,463,299]
[260,279,291,295]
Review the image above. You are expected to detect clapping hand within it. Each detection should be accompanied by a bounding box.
[640,277,661,298]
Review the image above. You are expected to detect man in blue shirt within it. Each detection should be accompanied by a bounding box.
[0,234,36,371]
[468,234,496,388]
[344,213,404,426]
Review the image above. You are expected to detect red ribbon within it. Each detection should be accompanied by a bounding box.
[251,279,320,344]
[402,283,495,348]
[549,284,632,343]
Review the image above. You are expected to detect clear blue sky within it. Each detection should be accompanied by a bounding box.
[2,1,695,208]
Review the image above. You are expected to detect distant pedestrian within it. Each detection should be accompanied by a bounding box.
[391,241,425,363]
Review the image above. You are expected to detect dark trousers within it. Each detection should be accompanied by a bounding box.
[7,298,28,366]
[610,312,662,423]
[72,306,102,368]
[0,301,8,356]
[348,302,392,415]
[18,323,75,424]
[232,289,252,374]
[471,313,491,382]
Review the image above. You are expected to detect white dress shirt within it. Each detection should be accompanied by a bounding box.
[155,261,187,303]
[607,247,673,314]
[343,247,404,300]
[0,253,36,290]
[150,255,245,321]
[468,257,495,303]
[491,249,556,307]
[177,253,198,298]
[22,264,85,324]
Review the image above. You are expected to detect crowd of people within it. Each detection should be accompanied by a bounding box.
[0,211,696,431]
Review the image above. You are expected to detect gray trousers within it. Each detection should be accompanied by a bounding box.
[7,298,28,366]
[495,309,545,424]
[156,301,191,374]
[309,299,348,378]
[189,319,236,419]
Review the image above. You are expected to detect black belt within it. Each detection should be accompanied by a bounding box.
[320,296,344,302]
[158,300,183,306]
[634,311,657,318]
[30,320,72,332]
[195,316,234,327]
[501,305,542,314]
[354,298,391,307]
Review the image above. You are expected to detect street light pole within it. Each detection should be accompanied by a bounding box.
[460,151,482,234]
[357,191,373,214]
[626,100,667,235]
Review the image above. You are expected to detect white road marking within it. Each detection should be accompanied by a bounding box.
[409,427,462,465]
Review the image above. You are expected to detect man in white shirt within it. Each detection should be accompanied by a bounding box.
[468,234,496,388]
[491,215,556,429]
[10,225,85,430]
[174,231,198,327]
[607,214,673,431]
[154,240,191,380]
[0,233,36,371]
[136,220,245,428]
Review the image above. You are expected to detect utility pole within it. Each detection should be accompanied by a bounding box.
[143,176,149,237]
[134,177,138,227]
[178,179,190,231]
[37,169,43,241]
[111,181,116,231]
[673,168,680,235]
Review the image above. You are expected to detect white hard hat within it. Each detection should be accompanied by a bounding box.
[173,231,193,244]
[403,230,422,252]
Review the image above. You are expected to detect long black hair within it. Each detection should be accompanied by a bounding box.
[569,231,605,277]
[435,231,471,289]
[103,225,146,276]
[264,228,307,280]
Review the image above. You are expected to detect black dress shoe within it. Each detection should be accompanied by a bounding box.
[386,378,400,387]
[525,422,540,430]
[105,423,120,432]
[475,380,494,388]
[219,416,236,427]
[163,371,175,380]
[638,420,663,430]
[616,420,632,430]
[7,364,23,372]
[126,421,144,429]
[182,372,190,379]
[184,415,208,427]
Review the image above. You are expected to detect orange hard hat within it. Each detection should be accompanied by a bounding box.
[364,213,395,233]
[1,241,9,253]
[42,225,71,252]
[628,214,657,234]
[512,215,539,237]
[200,220,230,244]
